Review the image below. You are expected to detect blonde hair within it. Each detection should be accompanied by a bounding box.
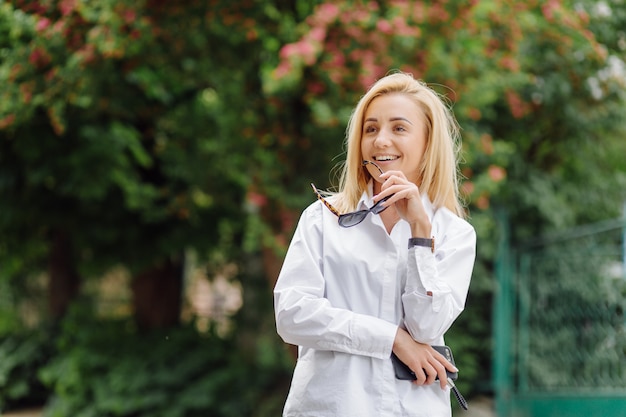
[334,72,465,218]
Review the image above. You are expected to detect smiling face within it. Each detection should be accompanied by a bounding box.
[360,93,428,191]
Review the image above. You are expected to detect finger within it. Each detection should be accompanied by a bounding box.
[376,181,418,198]
[422,363,438,385]
[381,174,409,189]
[380,175,411,193]
[411,368,428,386]
[372,186,404,204]
[376,187,418,207]
[445,360,459,374]
[379,170,406,180]
[430,350,457,390]
[439,375,448,390]
[433,350,459,374]
[436,365,448,390]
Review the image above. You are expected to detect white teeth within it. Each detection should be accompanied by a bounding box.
[374,156,398,161]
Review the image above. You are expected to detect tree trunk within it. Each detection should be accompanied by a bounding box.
[48,230,81,320]
[131,256,183,329]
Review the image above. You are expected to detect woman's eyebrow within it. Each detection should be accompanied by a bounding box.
[390,116,413,124]
[364,116,413,124]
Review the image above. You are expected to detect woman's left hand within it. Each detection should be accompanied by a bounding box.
[393,328,455,389]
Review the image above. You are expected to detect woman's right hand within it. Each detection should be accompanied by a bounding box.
[392,328,457,389]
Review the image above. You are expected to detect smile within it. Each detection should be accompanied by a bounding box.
[373,155,399,161]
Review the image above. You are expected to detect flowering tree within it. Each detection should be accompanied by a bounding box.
[0,0,624,404]
[0,0,314,327]
[264,0,624,213]
[258,0,626,390]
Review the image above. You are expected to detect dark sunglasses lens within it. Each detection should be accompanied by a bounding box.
[338,211,367,227]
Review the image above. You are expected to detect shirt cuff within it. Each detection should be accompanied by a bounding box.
[349,315,398,359]
[407,246,452,313]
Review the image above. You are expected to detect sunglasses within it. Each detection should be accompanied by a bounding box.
[311,160,393,228]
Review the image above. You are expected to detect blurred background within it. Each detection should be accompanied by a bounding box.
[1,1,625,416]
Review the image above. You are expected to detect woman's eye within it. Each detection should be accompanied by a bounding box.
[394,125,406,132]
[364,125,377,133]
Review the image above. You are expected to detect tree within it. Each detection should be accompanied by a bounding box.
[1,0,625,405]
[0,0,317,328]
[258,0,626,394]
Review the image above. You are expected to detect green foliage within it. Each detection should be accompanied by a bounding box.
[1,0,625,409]
[516,228,626,390]
[0,329,53,412]
[0,0,324,279]
[39,307,292,417]
[264,0,626,399]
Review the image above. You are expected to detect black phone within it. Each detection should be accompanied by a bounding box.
[391,345,458,381]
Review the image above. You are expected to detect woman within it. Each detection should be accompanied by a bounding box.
[274,72,476,416]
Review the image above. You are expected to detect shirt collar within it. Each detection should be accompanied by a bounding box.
[356,182,376,210]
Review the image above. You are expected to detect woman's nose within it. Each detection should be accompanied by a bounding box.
[374,133,391,147]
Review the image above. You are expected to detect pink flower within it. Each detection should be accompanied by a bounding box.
[279,43,297,60]
[480,134,493,155]
[273,61,292,79]
[20,83,33,104]
[247,191,268,208]
[36,18,51,32]
[467,107,482,121]
[309,27,326,43]
[488,165,506,182]
[359,73,377,90]
[328,51,346,67]
[307,81,326,95]
[499,56,520,71]
[318,3,340,22]
[29,48,51,68]
[376,20,393,34]
[541,0,559,21]
[59,0,76,16]
[476,194,490,210]
[292,40,316,65]
[505,90,530,119]
[124,10,137,24]
[0,114,16,129]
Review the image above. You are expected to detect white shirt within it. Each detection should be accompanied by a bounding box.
[274,188,476,417]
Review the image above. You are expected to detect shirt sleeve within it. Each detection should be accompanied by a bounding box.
[274,203,398,359]
[401,213,476,344]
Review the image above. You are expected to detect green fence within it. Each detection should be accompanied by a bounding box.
[494,213,626,417]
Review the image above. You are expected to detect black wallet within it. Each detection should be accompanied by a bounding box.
[391,345,458,380]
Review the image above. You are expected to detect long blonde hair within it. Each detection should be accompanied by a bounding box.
[334,72,465,218]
